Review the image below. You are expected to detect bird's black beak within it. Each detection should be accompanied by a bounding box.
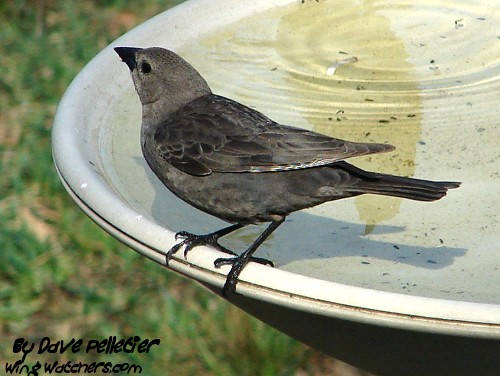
[114,47,143,71]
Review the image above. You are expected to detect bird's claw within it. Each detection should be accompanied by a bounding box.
[214,256,274,268]
[214,255,274,296]
[212,255,246,296]
[175,231,195,240]
[166,230,237,266]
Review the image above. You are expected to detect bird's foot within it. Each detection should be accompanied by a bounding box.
[166,230,233,264]
[166,228,274,268]
[214,255,274,296]
[165,222,279,297]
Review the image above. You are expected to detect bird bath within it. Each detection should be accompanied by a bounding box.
[52,0,500,374]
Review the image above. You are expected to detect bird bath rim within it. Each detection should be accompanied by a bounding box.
[52,0,500,340]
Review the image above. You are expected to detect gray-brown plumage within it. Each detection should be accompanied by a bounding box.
[115,46,460,296]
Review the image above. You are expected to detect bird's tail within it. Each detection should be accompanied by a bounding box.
[335,161,461,202]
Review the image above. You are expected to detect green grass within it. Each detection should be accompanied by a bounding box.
[0,1,365,374]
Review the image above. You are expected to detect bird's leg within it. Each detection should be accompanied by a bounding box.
[214,218,285,296]
[166,224,243,264]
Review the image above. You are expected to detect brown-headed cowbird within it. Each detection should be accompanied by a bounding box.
[115,46,460,296]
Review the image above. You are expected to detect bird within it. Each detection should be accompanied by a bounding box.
[114,46,460,296]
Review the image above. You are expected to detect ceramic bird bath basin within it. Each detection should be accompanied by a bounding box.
[52,0,500,374]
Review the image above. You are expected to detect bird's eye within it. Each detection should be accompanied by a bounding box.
[141,61,152,74]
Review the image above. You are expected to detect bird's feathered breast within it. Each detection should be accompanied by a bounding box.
[152,95,395,176]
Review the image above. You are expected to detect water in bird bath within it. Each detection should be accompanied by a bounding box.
[106,0,499,303]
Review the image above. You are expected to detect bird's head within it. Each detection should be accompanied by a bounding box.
[114,46,211,115]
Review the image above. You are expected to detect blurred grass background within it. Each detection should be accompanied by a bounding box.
[0,1,371,374]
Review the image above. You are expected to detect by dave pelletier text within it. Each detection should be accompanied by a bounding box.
[6,336,160,375]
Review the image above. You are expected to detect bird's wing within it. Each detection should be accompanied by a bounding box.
[153,95,395,176]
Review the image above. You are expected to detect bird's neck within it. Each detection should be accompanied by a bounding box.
[140,114,156,143]
[138,96,185,145]
[140,87,210,147]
